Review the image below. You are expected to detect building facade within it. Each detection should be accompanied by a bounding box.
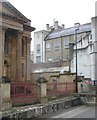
[33,30,49,63]
[91,16,97,82]
[70,25,92,79]
[0,1,35,82]
[71,17,97,82]
[45,23,91,64]
[33,21,65,63]
[33,17,97,82]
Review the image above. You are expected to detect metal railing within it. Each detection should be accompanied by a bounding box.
[11,82,39,106]
[47,82,76,99]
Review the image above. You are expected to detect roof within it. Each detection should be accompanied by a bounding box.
[33,66,69,73]
[1,1,35,31]
[45,23,91,40]
[2,1,29,22]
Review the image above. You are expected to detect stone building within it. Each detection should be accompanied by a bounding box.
[91,16,97,82]
[71,24,92,79]
[0,1,35,82]
[34,30,49,63]
[32,22,92,83]
[71,17,97,83]
[33,21,65,63]
[45,23,91,63]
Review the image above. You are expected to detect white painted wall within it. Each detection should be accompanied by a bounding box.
[71,33,93,79]
[33,30,49,63]
[91,17,97,81]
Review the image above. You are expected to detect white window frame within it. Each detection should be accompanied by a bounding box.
[36,56,41,63]
[46,43,51,52]
[54,41,61,51]
[64,37,69,48]
[36,44,41,53]
[47,57,52,62]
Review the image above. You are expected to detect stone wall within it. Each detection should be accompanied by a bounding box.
[31,72,75,83]
[2,97,81,119]
[2,83,12,111]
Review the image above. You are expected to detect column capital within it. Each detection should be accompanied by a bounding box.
[2,26,8,31]
[18,30,23,34]
[0,26,8,31]
[27,37,32,43]
[16,30,23,39]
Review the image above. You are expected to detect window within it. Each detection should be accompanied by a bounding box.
[47,57,52,62]
[46,43,51,52]
[22,38,25,57]
[36,44,41,53]
[90,34,92,39]
[4,33,9,55]
[36,56,41,63]
[54,41,61,51]
[21,63,24,78]
[4,39,8,54]
[54,56,62,61]
[64,37,69,48]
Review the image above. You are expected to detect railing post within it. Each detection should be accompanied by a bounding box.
[37,77,48,103]
[66,82,67,93]
[2,83,12,111]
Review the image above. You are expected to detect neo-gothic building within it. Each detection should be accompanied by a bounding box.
[0,1,35,82]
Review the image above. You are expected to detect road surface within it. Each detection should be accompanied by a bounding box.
[39,105,96,119]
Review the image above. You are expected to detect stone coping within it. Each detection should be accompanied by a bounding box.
[2,96,81,119]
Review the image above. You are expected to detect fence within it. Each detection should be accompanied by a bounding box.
[11,82,39,106]
[47,82,76,99]
[11,81,76,106]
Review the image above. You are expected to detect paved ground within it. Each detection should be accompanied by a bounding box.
[39,105,96,119]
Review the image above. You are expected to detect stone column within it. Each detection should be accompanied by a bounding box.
[0,27,6,115]
[91,17,97,82]
[22,37,27,81]
[37,77,48,103]
[11,37,17,81]
[16,31,23,81]
[0,27,5,80]
[26,37,31,81]
[2,83,12,111]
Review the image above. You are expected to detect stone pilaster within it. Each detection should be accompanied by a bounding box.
[0,26,6,115]
[23,37,27,81]
[26,37,31,81]
[37,77,48,103]
[91,17,97,82]
[11,36,17,81]
[2,83,12,111]
[0,27,6,80]
[16,31,23,81]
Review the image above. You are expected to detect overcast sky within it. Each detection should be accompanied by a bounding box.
[8,0,96,51]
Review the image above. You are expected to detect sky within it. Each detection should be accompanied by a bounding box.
[7,0,96,51]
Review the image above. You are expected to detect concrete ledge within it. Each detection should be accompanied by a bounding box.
[2,97,81,119]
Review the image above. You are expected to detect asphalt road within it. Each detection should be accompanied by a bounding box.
[39,105,96,119]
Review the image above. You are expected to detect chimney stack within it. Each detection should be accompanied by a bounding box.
[46,24,49,30]
[54,21,58,29]
[61,24,65,29]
